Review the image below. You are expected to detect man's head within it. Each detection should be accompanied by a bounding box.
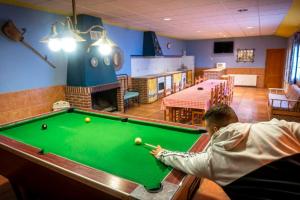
[203,104,238,136]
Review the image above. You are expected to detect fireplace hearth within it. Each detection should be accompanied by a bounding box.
[66,82,124,112]
[92,88,118,112]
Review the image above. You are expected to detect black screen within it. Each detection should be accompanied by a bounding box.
[214,41,234,53]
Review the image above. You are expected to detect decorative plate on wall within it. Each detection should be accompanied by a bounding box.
[112,47,124,71]
[90,57,99,67]
[167,42,172,49]
[103,56,110,66]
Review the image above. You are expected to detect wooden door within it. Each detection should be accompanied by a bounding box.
[265,49,286,88]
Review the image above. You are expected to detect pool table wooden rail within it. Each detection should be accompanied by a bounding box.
[0,109,210,200]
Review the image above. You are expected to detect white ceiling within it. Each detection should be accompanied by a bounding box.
[18,0,292,39]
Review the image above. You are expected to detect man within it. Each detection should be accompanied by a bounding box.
[151,104,300,186]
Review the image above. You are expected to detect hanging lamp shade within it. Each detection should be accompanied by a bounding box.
[91,30,116,47]
[40,24,59,43]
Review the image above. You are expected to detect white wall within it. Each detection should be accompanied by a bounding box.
[131,56,195,77]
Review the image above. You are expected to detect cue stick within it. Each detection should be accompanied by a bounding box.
[144,143,157,149]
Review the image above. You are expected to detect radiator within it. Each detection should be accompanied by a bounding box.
[231,74,257,86]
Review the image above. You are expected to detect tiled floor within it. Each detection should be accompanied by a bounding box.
[125,87,269,200]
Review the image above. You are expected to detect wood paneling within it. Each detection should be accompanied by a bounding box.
[225,67,265,88]
[195,67,266,88]
[0,85,65,125]
[0,175,16,200]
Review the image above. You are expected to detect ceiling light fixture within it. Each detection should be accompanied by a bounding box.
[41,0,117,54]
[163,17,172,21]
[247,26,255,29]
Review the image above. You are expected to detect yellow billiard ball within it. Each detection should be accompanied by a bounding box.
[85,117,91,123]
[135,137,142,145]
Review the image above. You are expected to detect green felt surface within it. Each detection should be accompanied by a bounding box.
[0,110,202,189]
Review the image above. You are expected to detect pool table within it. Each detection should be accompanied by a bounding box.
[0,108,209,200]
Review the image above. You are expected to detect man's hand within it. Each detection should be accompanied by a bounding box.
[150,145,164,158]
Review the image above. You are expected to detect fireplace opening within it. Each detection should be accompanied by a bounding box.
[92,89,118,112]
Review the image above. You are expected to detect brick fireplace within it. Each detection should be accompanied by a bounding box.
[66,82,124,112]
[65,15,124,113]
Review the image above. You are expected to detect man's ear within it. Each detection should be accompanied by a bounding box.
[213,126,220,133]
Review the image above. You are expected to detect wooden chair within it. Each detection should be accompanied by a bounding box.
[191,109,205,126]
[218,82,224,104]
[172,82,180,93]
[194,76,203,85]
[117,74,140,112]
[224,76,234,105]
[209,85,219,108]
[191,84,219,126]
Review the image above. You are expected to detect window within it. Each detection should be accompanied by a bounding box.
[295,44,300,81]
[291,43,300,82]
[288,32,300,84]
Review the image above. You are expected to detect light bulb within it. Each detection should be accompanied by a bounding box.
[61,37,76,52]
[98,44,112,55]
[48,38,61,52]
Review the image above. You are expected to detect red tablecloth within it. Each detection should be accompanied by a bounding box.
[161,79,226,110]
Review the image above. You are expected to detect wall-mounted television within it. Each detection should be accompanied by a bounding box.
[214,41,234,53]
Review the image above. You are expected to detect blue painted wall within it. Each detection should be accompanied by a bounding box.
[0,4,68,93]
[157,35,186,56]
[186,36,287,68]
[0,4,186,93]
[104,23,143,75]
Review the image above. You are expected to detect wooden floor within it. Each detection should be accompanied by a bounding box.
[126,87,269,123]
[125,87,269,200]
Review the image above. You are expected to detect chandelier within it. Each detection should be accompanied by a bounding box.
[40,0,117,55]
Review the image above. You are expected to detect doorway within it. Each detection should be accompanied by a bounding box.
[265,48,286,88]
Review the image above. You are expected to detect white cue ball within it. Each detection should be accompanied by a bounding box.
[135,137,142,145]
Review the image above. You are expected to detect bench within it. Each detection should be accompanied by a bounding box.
[268,84,300,120]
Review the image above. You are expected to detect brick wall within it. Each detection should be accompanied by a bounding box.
[65,84,123,112]
[132,78,150,104]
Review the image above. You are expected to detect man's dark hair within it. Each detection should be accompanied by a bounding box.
[203,104,238,127]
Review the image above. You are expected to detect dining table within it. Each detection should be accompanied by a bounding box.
[161,79,226,122]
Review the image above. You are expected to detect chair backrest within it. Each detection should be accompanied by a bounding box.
[117,74,130,93]
[195,75,203,84]
[219,82,226,103]
[210,85,220,107]
[223,153,300,200]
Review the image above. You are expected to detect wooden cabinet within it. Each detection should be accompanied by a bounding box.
[147,78,158,103]
[186,70,193,85]
[173,73,182,92]
[132,70,193,104]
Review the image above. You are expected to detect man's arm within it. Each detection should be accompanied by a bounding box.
[280,120,300,141]
[151,146,211,178]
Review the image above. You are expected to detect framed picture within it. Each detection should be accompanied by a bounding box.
[236,49,255,63]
